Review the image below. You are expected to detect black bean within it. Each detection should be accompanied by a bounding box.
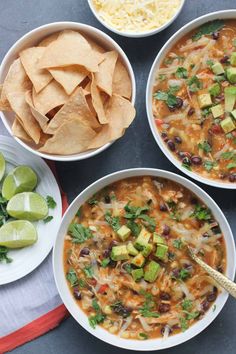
[220,55,229,64]
[183,264,193,271]
[109,260,117,268]
[73,288,82,300]
[103,249,111,258]
[162,224,170,235]
[172,268,180,278]
[212,32,220,40]
[201,300,210,312]
[80,247,90,257]
[161,132,169,142]
[104,195,111,203]
[175,97,183,109]
[207,292,217,302]
[191,156,202,165]
[174,136,182,144]
[168,106,176,112]
[160,292,171,300]
[188,107,195,116]
[229,174,236,182]
[158,303,170,313]
[159,202,168,212]
[190,197,198,205]
[219,173,228,180]
[213,286,218,293]
[167,140,176,151]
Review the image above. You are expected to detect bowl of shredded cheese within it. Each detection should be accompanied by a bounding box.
[87,0,185,38]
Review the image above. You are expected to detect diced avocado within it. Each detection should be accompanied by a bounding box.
[127,242,139,256]
[198,93,212,109]
[131,253,145,268]
[225,87,236,112]
[144,261,161,282]
[231,109,236,119]
[111,245,129,261]
[155,244,168,260]
[227,67,236,84]
[212,62,225,75]
[153,233,166,245]
[131,268,144,282]
[230,52,236,66]
[141,243,153,257]
[220,117,236,133]
[209,83,221,97]
[134,228,151,250]
[210,104,224,118]
[117,225,131,241]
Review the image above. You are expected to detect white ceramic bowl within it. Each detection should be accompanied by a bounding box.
[0,22,136,162]
[146,10,236,189]
[87,0,186,38]
[53,168,235,351]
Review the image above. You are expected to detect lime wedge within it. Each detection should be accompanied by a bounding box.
[0,152,6,182]
[2,165,37,200]
[0,220,37,248]
[7,192,48,221]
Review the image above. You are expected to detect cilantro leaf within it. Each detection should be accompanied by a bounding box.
[105,212,121,231]
[43,215,53,223]
[192,20,225,41]
[158,74,166,81]
[180,317,189,331]
[175,67,188,79]
[66,268,79,287]
[192,204,212,221]
[0,194,9,227]
[101,258,110,267]
[139,291,159,318]
[68,223,93,243]
[124,204,149,219]
[179,268,190,280]
[88,196,98,206]
[0,246,12,264]
[89,300,106,328]
[46,195,57,209]
[182,299,193,311]
[183,310,200,320]
[227,162,236,169]
[83,265,93,278]
[198,141,212,153]
[186,76,203,92]
[173,239,183,249]
[126,220,141,237]
[138,214,156,232]
[221,151,235,160]
[203,160,216,171]
[139,333,148,340]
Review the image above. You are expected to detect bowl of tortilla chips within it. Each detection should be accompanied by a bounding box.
[0,22,136,161]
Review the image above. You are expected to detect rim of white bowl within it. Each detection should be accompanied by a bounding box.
[87,0,186,38]
[146,10,236,189]
[0,21,136,162]
[53,167,235,351]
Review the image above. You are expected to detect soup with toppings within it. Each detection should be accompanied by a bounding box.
[63,176,226,340]
[152,20,236,183]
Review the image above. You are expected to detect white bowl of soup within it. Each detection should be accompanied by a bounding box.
[0,22,136,162]
[53,168,235,351]
[87,0,185,38]
[146,10,236,188]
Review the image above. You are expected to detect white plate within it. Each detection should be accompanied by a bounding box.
[0,135,62,285]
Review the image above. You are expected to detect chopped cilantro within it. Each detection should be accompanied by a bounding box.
[153,88,178,108]
[227,162,236,170]
[203,160,216,172]
[180,317,189,331]
[43,215,53,223]
[182,160,192,171]
[175,67,188,79]
[186,76,203,92]
[182,299,193,311]
[101,258,110,267]
[105,212,121,231]
[192,20,225,41]
[173,239,183,249]
[158,74,166,81]
[0,194,9,227]
[221,151,235,160]
[88,196,98,206]
[198,141,212,153]
[89,300,106,329]
[124,204,149,219]
[66,268,79,287]
[126,220,141,237]
[192,204,211,221]
[0,246,12,264]
[76,207,82,217]
[179,268,190,280]
[83,265,93,278]
[139,333,148,340]
[46,195,57,209]
[201,107,211,117]
[183,310,200,320]
[206,59,214,68]
[138,214,156,232]
[139,291,160,318]
[68,223,93,243]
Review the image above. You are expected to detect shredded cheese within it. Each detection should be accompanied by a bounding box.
[92,0,182,33]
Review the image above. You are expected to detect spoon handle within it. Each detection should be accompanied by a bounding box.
[188,248,236,299]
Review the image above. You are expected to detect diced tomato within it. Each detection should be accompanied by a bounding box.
[98,284,109,294]
[88,278,97,286]
[155,119,163,127]
[211,124,223,134]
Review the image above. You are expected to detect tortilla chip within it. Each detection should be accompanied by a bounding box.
[49,65,88,95]
[12,117,32,142]
[91,74,108,124]
[112,60,132,100]
[38,33,59,47]
[46,87,100,134]
[32,80,69,115]
[84,36,106,54]
[95,51,118,96]
[25,90,49,131]
[20,47,53,93]
[38,30,104,72]
[0,84,11,111]
[89,94,135,149]
[39,118,96,155]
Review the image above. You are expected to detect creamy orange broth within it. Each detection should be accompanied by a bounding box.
[63,177,226,340]
[152,20,236,183]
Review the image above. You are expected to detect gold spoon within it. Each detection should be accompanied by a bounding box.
[187,246,236,299]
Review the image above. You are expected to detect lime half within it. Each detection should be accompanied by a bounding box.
[7,192,48,221]
[2,165,37,200]
[0,153,6,182]
[0,220,37,248]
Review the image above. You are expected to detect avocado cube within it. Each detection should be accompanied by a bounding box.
[131,253,145,268]
[227,67,236,84]
[155,244,168,260]
[131,268,144,282]
[209,83,221,97]
[153,233,166,245]
[230,52,236,67]
[220,117,236,133]
[117,225,131,241]
[111,245,129,261]
[225,87,236,112]
[212,62,225,75]
[127,242,139,256]
[210,104,224,118]
[134,228,151,250]
[198,93,212,109]
[141,244,153,257]
[144,261,161,282]
[231,109,236,119]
